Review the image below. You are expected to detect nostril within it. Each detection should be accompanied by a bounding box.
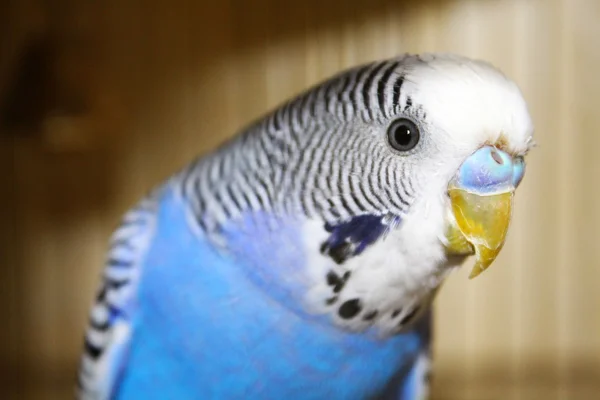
[490,150,504,165]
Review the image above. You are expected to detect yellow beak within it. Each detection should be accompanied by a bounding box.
[443,145,524,279]
[447,189,513,278]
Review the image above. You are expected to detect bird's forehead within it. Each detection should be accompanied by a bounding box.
[400,55,534,156]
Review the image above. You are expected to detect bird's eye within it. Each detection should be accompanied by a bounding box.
[387,118,420,152]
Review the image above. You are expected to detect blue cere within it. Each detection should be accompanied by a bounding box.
[451,145,519,195]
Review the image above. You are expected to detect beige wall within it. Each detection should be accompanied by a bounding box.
[3,0,600,398]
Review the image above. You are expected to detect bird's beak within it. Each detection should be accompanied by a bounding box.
[443,145,526,279]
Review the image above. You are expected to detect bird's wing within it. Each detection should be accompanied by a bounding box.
[77,192,159,400]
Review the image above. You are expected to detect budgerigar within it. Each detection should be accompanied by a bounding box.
[77,53,534,400]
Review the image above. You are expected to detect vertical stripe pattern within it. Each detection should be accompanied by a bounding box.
[178,54,422,230]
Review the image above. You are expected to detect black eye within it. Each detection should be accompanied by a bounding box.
[387,118,420,152]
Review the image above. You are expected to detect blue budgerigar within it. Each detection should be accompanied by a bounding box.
[78,53,534,399]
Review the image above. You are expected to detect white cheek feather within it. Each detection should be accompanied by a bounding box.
[301,194,464,337]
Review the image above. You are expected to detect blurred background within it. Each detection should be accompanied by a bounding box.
[2,0,599,398]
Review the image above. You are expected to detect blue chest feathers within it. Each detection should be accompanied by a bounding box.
[115,188,429,399]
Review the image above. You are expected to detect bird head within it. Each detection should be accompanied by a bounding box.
[288,53,534,281]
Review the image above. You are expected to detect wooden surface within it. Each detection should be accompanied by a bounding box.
[3,0,600,398]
